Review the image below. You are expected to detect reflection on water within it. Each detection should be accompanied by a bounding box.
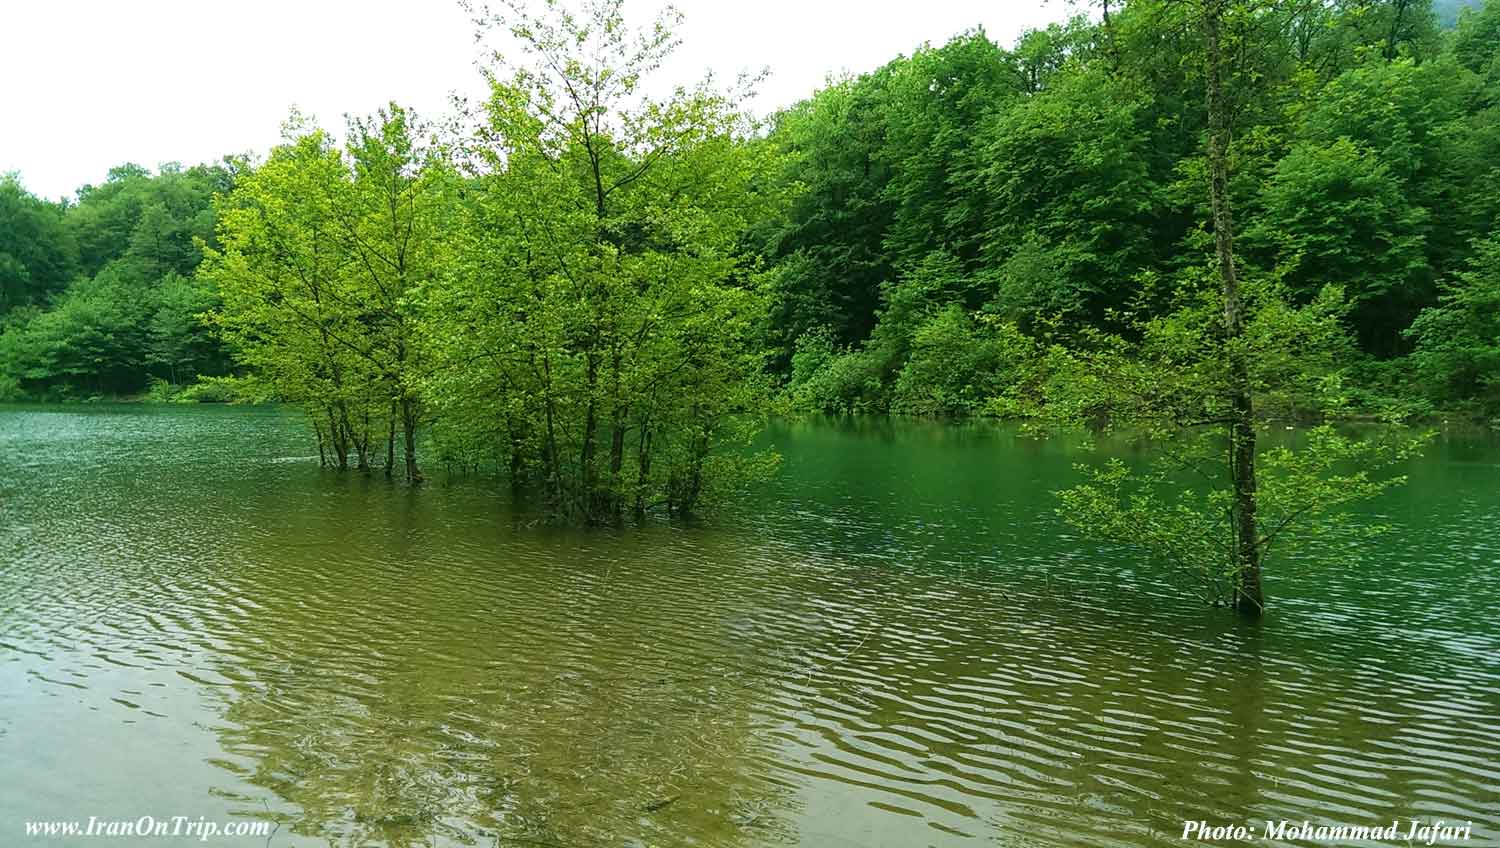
[1,406,1497,846]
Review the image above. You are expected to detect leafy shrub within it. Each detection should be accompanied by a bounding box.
[891,306,1032,416]
[0,372,23,402]
[142,376,179,402]
[175,375,243,403]
[789,347,892,414]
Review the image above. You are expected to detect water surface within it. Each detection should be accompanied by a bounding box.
[1,406,1497,846]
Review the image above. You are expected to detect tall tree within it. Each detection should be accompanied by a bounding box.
[206,125,383,471]
[1201,0,1263,613]
[337,106,454,483]
[753,71,897,368]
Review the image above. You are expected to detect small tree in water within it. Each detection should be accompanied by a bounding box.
[998,0,1426,615]
[1000,281,1426,611]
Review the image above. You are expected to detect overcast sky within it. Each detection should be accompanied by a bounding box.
[1,0,1073,201]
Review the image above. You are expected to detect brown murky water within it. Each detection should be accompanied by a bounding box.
[1,405,1497,846]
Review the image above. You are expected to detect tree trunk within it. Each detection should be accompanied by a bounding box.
[385,401,397,480]
[634,422,653,518]
[354,410,371,472]
[606,348,626,518]
[1384,0,1411,61]
[1203,0,1264,615]
[540,353,561,510]
[328,406,349,471]
[400,396,423,485]
[509,427,526,484]
[314,420,328,468]
[580,353,599,519]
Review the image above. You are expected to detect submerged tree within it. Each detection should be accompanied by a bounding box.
[1005,279,1424,609]
[423,0,785,521]
[205,108,452,483]
[997,0,1426,615]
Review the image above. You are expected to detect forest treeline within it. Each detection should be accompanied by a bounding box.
[764,0,1499,419]
[1,0,1497,519]
[0,162,238,399]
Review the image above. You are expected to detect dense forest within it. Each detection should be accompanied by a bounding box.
[1,0,1496,542]
[0,162,238,399]
[763,0,1498,421]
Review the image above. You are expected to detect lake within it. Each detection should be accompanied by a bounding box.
[1,405,1497,847]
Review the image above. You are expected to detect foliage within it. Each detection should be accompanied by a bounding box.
[891,308,1035,417]
[996,278,1352,432]
[1407,235,1500,413]
[203,107,452,481]
[416,0,787,519]
[142,376,177,402]
[1451,0,1500,74]
[175,375,248,403]
[1000,268,1426,609]
[786,338,893,415]
[1248,139,1430,356]
[0,265,152,397]
[1059,425,1424,605]
[8,0,1497,425]
[2,0,1493,545]
[751,73,897,369]
[0,176,77,311]
[751,0,1500,418]
[69,161,233,278]
[981,64,1162,324]
[0,163,236,398]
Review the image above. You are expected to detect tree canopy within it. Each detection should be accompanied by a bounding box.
[771,0,1500,421]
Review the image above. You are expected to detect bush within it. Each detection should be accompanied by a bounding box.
[788,344,892,414]
[891,306,1032,417]
[175,375,243,403]
[787,327,836,388]
[0,372,23,402]
[142,376,179,403]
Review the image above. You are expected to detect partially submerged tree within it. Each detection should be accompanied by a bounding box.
[206,125,380,471]
[334,106,455,483]
[422,0,785,521]
[1202,0,1264,612]
[204,108,452,482]
[1004,279,1424,609]
[997,0,1427,615]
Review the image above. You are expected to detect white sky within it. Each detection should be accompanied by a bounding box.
[1,0,1073,201]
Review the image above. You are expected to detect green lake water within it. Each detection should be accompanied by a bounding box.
[1,405,1497,847]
